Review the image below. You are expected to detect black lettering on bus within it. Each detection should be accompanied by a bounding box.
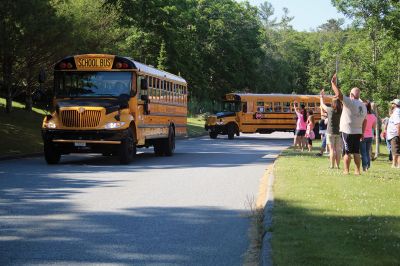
[99,58,112,67]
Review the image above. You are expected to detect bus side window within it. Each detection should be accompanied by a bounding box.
[283,102,291,112]
[274,102,281,112]
[257,101,264,113]
[242,102,247,113]
[309,102,315,112]
[265,102,273,112]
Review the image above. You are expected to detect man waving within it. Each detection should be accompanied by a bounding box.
[331,74,367,175]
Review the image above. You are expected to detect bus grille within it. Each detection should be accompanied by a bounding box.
[61,110,101,128]
[206,116,217,125]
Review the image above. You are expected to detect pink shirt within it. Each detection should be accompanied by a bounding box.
[363,114,377,138]
[296,111,307,130]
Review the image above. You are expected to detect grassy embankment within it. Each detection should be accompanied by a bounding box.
[0,99,45,156]
[0,98,206,156]
[271,141,400,265]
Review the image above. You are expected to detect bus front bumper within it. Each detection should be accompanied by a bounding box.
[204,124,227,134]
[42,129,129,154]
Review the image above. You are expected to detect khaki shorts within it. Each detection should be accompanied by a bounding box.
[326,134,341,147]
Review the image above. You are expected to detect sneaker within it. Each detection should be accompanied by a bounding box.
[315,153,322,157]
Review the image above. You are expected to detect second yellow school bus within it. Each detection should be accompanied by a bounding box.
[41,54,188,164]
[205,93,332,139]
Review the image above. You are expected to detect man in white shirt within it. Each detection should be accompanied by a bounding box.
[386,99,400,168]
[331,74,367,175]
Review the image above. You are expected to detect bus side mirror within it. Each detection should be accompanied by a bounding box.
[140,95,150,115]
[38,68,46,84]
[141,95,149,102]
[140,79,148,90]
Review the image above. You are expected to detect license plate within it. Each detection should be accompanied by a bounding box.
[74,142,86,147]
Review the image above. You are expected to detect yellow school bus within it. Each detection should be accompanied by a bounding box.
[205,93,332,139]
[41,54,188,164]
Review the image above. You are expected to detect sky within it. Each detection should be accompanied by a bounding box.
[240,0,350,31]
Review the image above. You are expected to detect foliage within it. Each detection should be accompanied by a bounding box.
[1,0,400,115]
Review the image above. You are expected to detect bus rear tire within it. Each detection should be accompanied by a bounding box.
[119,128,136,164]
[44,141,61,164]
[164,127,175,156]
[209,132,218,139]
[153,127,175,156]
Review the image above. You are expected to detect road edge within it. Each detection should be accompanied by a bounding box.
[0,153,43,161]
[259,162,275,266]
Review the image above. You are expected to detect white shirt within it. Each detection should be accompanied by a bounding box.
[387,107,400,140]
[339,96,367,134]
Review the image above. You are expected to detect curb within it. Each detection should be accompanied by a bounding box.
[0,153,43,161]
[260,163,275,266]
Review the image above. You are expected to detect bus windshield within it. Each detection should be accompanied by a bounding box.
[222,101,241,112]
[55,72,132,98]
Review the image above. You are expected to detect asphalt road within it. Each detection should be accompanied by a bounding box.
[0,133,291,265]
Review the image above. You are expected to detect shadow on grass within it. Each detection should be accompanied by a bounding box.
[271,199,400,265]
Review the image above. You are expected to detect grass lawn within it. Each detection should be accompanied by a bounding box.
[272,141,400,265]
[187,115,207,138]
[0,100,44,156]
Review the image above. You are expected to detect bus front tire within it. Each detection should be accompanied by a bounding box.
[119,128,136,164]
[209,132,218,139]
[227,124,236,140]
[44,141,61,164]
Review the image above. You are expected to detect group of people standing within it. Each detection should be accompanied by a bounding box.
[293,73,400,174]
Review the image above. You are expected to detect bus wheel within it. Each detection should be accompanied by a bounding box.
[209,132,218,139]
[164,127,175,156]
[44,141,61,164]
[119,128,136,164]
[227,124,235,140]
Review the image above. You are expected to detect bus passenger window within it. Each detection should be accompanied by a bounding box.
[242,102,247,113]
[309,102,315,112]
[265,102,273,112]
[257,101,264,113]
[274,102,282,112]
[283,102,291,112]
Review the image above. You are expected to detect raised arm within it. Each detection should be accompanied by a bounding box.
[293,101,300,113]
[331,73,343,101]
[319,89,328,112]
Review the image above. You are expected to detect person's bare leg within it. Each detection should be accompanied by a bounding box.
[302,137,307,151]
[354,154,361,175]
[328,144,335,168]
[394,155,400,168]
[335,145,341,169]
[293,136,298,150]
[343,154,350,174]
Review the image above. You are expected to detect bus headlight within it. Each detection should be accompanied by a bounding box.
[44,120,57,129]
[105,122,126,129]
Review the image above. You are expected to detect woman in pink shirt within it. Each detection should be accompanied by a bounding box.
[293,101,307,151]
[360,101,377,171]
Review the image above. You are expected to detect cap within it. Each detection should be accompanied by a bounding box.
[390,99,400,106]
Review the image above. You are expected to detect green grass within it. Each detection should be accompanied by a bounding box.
[0,101,44,156]
[271,141,400,265]
[187,115,207,138]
